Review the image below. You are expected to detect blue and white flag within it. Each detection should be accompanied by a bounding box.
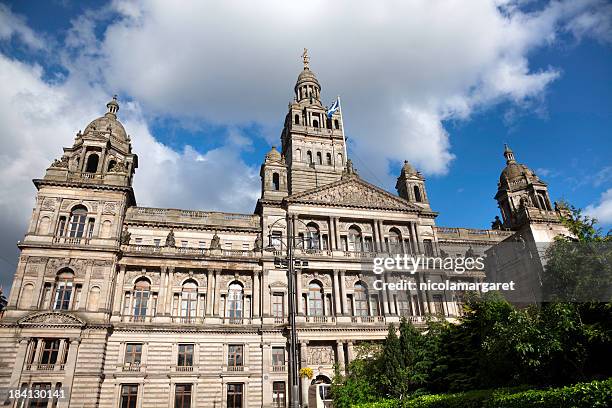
[326,97,340,118]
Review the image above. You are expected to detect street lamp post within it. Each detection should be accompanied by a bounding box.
[265,216,311,408]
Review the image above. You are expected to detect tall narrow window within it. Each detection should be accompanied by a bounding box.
[272,293,284,318]
[308,282,323,316]
[423,239,434,257]
[178,344,194,367]
[388,229,402,254]
[432,294,445,315]
[30,383,52,408]
[85,153,99,173]
[347,227,362,252]
[133,279,151,318]
[68,205,88,238]
[334,119,340,129]
[294,114,300,125]
[227,283,243,322]
[370,294,380,316]
[57,216,67,237]
[306,223,320,250]
[313,119,319,128]
[120,384,139,408]
[326,153,332,165]
[53,270,74,310]
[180,280,198,320]
[272,173,280,191]
[316,152,322,165]
[228,345,243,367]
[414,185,422,202]
[354,283,369,316]
[307,151,313,164]
[175,384,192,408]
[227,383,243,408]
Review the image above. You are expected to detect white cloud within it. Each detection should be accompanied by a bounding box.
[0,4,44,50]
[585,188,612,225]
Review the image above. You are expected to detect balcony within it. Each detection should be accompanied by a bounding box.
[122,362,143,372]
[305,316,336,324]
[25,363,65,371]
[171,365,195,373]
[123,244,258,260]
[52,236,90,245]
[350,316,386,324]
[223,317,252,325]
[272,365,286,372]
[171,316,204,324]
[226,365,245,372]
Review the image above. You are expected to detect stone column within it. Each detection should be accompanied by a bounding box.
[165,266,175,315]
[333,217,341,251]
[378,220,386,252]
[339,270,347,315]
[262,269,270,316]
[206,269,214,316]
[56,339,67,371]
[80,261,93,310]
[336,341,345,372]
[296,268,303,315]
[332,270,342,316]
[213,269,221,316]
[158,267,168,316]
[411,223,422,254]
[253,270,260,318]
[63,338,81,404]
[328,216,336,250]
[112,265,126,314]
[372,220,380,252]
[347,341,355,363]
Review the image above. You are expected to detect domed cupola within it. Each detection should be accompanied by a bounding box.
[498,144,539,190]
[294,48,321,104]
[82,95,129,144]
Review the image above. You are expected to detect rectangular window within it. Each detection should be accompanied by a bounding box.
[340,236,348,251]
[40,339,60,365]
[178,344,194,367]
[369,295,380,316]
[120,384,139,408]
[364,237,373,252]
[125,343,142,365]
[412,295,421,316]
[271,231,282,249]
[432,294,445,316]
[423,239,434,257]
[227,383,243,408]
[174,384,192,408]
[154,239,161,247]
[272,293,284,318]
[87,218,95,238]
[30,383,52,408]
[228,345,243,367]
[198,241,206,249]
[272,381,286,407]
[181,240,188,248]
[321,234,328,250]
[57,216,66,237]
[53,281,72,310]
[135,237,142,244]
[272,347,284,367]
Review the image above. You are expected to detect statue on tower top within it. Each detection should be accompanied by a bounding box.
[302,48,310,69]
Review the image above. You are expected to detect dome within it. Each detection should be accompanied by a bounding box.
[83,96,128,141]
[498,144,538,187]
[401,160,416,175]
[265,146,282,162]
[296,67,320,86]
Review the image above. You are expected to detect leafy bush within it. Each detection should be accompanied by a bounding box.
[350,379,612,408]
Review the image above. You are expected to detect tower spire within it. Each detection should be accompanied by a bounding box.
[106,95,119,118]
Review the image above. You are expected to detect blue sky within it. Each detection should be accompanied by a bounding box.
[0,0,611,290]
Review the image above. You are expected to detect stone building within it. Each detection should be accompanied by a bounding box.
[0,54,569,407]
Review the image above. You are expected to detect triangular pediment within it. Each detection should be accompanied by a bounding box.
[19,311,85,327]
[287,175,421,211]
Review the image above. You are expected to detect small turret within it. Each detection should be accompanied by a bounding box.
[396,160,430,209]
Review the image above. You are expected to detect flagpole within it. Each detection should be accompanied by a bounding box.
[338,95,348,164]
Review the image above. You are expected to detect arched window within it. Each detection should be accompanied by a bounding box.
[227,282,243,321]
[306,223,320,250]
[100,220,112,238]
[181,280,198,319]
[85,153,99,173]
[313,119,319,128]
[294,114,300,125]
[295,148,302,161]
[133,278,151,317]
[388,228,402,254]
[334,119,340,129]
[68,205,88,238]
[414,186,422,202]
[326,153,332,165]
[107,160,117,172]
[38,216,51,235]
[87,286,101,311]
[316,152,322,165]
[348,226,362,252]
[308,282,323,316]
[272,173,280,191]
[19,283,34,309]
[53,269,74,310]
[354,282,369,316]
[307,151,313,164]
[337,153,343,166]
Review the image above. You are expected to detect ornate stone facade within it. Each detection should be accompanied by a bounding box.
[0,57,568,408]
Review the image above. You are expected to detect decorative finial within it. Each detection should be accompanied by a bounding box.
[503,143,516,164]
[302,48,310,69]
